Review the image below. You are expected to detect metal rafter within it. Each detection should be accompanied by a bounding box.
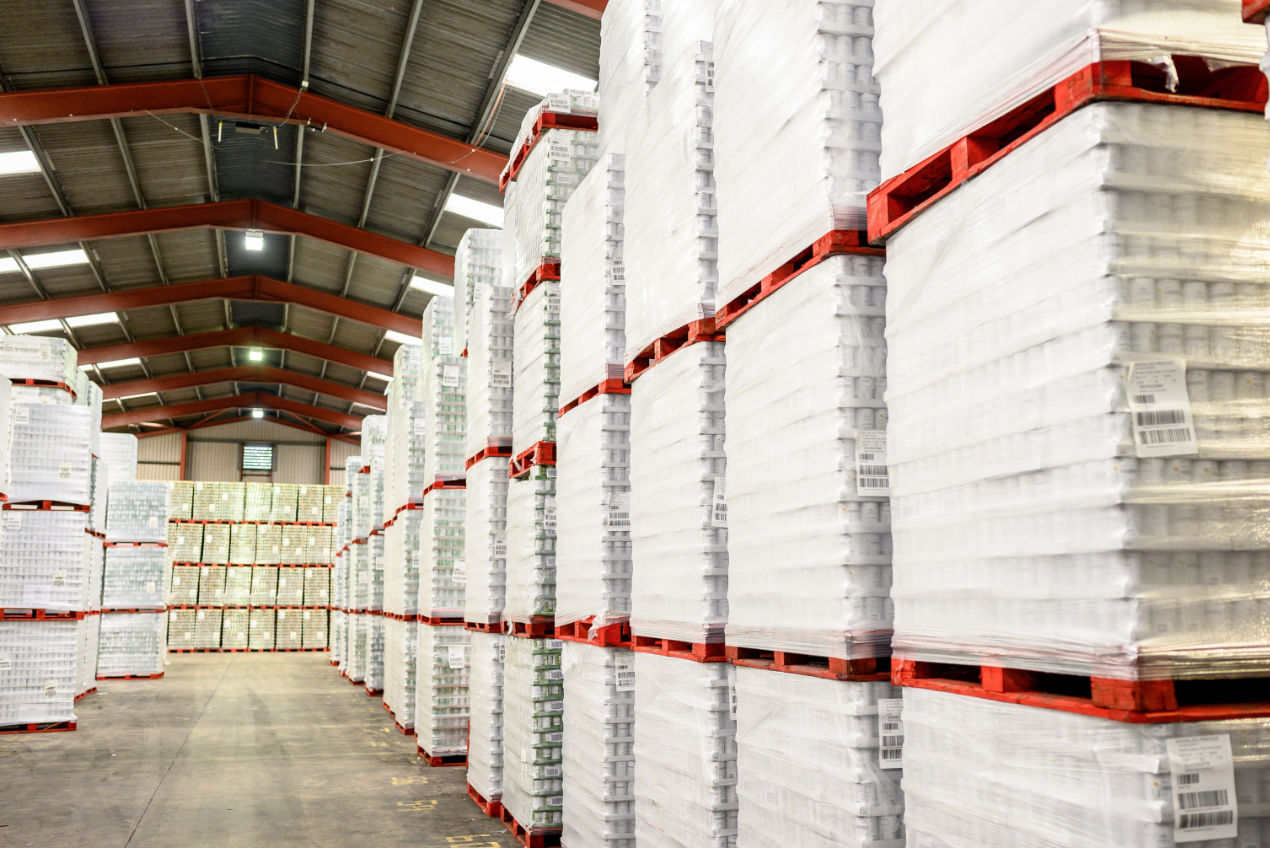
[101,365,388,410]
[102,392,363,431]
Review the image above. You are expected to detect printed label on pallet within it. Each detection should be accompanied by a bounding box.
[711,478,727,529]
[605,492,631,529]
[1127,360,1199,458]
[614,654,635,692]
[490,362,513,389]
[441,363,461,388]
[1167,735,1237,842]
[856,430,891,496]
[447,645,467,670]
[878,698,904,769]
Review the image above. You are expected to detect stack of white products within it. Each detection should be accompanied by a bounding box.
[383,617,416,729]
[512,282,562,455]
[105,480,169,542]
[383,508,421,617]
[76,613,100,697]
[244,483,272,522]
[465,630,505,804]
[421,295,467,485]
[630,342,727,643]
[0,510,92,611]
[902,687,1270,846]
[249,608,273,650]
[414,624,471,758]
[101,547,167,610]
[98,432,139,480]
[453,228,503,358]
[561,642,635,848]
[501,637,565,832]
[383,344,426,517]
[346,607,367,683]
[301,608,327,648]
[0,335,80,386]
[97,612,166,676]
[8,403,92,504]
[885,102,1270,681]
[735,668,904,847]
[192,481,244,522]
[420,490,465,620]
[633,653,737,847]
[466,278,515,456]
[270,484,298,522]
[596,0,661,152]
[725,255,893,660]
[464,457,509,626]
[505,466,558,625]
[362,535,385,693]
[0,620,78,725]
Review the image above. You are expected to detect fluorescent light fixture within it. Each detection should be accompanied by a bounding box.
[444,193,504,228]
[0,150,40,176]
[365,371,392,383]
[138,422,167,428]
[23,248,89,270]
[79,363,94,371]
[8,318,64,334]
[247,348,264,362]
[409,274,455,298]
[505,54,597,98]
[251,408,265,419]
[96,357,142,370]
[65,311,118,328]
[382,330,418,346]
[0,257,17,274]
[115,391,158,401]
[244,229,265,252]
[351,402,380,411]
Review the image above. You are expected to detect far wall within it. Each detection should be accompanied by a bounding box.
[135,419,359,485]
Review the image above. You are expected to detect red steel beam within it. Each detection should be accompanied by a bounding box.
[137,416,359,443]
[101,365,388,410]
[543,0,604,18]
[0,199,454,279]
[0,275,422,336]
[0,75,506,185]
[78,327,394,375]
[101,392,363,431]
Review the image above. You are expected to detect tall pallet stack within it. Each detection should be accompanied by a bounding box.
[331,485,352,669]
[869,3,1270,845]
[357,416,387,695]
[98,477,170,679]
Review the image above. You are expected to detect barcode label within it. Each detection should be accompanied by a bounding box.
[1142,428,1192,445]
[1179,790,1229,810]
[1133,394,1156,404]
[606,492,631,529]
[614,655,635,692]
[1134,409,1185,427]
[1127,361,1198,459]
[878,698,903,769]
[711,478,727,528]
[1178,773,1201,786]
[1179,811,1235,830]
[856,430,890,496]
[1167,735,1237,842]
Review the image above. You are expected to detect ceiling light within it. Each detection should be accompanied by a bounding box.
[0,258,17,274]
[244,229,265,252]
[444,194,504,228]
[23,248,90,270]
[382,330,418,346]
[65,311,119,328]
[505,54,597,98]
[8,319,65,334]
[365,371,392,383]
[96,357,142,370]
[114,391,158,401]
[251,409,264,419]
[409,275,455,298]
[138,422,167,428]
[248,348,264,362]
[0,150,40,176]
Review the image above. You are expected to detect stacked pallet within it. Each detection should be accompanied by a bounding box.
[359,416,387,695]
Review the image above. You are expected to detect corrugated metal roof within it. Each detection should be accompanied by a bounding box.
[195,0,305,80]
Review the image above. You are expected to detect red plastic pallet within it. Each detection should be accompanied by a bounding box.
[464,618,503,633]
[417,745,466,767]
[0,607,85,621]
[868,57,1268,243]
[512,260,562,313]
[97,672,163,680]
[624,318,724,384]
[103,541,168,548]
[894,658,1270,724]
[500,110,599,191]
[329,659,338,666]
[422,478,466,496]
[632,634,726,663]
[498,805,561,848]
[74,687,96,702]
[505,617,555,639]
[419,615,465,627]
[0,720,76,734]
[2,500,89,512]
[726,645,890,682]
[101,607,167,614]
[1245,0,1270,22]
[714,230,882,331]
[554,617,631,649]
[467,782,503,819]
[557,379,631,418]
[10,378,76,399]
[465,444,512,471]
[365,686,383,697]
[508,441,557,479]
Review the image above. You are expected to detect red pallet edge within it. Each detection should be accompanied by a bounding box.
[365,686,383,697]
[500,111,599,191]
[74,687,96,702]
[97,672,164,680]
[505,617,556,639]
[631,634,727,663]
[868,57,1268,244]
[1245,0,1270,22]
[498,805,562,848]
[893,658,1270,724]
[416,745,467,767]
[624,317,725,384]
[512,261,563,313]
[2,500,90,512]
[464,444,513,470]
[420,615,465,627]
[10,378,77,400]
[0,608,86,621]
[421,478,466,497]
[467,782,504,819]
[0,720,76,734]
[557,378,631,418]
[464,619,503,633]
[508,441,557,479]
[725,645,891,682]
[554,617,632,648]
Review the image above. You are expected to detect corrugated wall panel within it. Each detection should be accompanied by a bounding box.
[328,438,360,487]
[187,442,239,482]
[136,432,182,480]
[187,420,325,443]
[274,444,323,484]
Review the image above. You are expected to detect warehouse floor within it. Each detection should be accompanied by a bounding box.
[0,654,517,848]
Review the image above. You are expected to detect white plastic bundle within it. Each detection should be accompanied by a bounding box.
[101,546,166,610]
[383,510,420,616]
[85,539,104,612]
[228,523,256,565]
[330,609,345,664]
[297,484,327,524]
[630,342,727,643]
[0,509,92,612]
[255,524,281,565]
[383,616,417,727]
[270,484,298,522]
[169,565,199,605]
[561,153,626,406]
[76,614,100,696]
[465,272,516,456]
[872,0,1260,181]
[886,103,1270,680]
[0,619,78,724]
[367,532,384,611]
[505,466,558,623]
[303,567,330,606]
[168,481,194,520]
[279,525,308,565]
[726,256,892,659]
[301,608,327,648]
[598,0,662,152]
[200,524,229,565]
[501,636,565,831]
[275,567,305,606]
[223,565,252,606]
[555,393,632,629]
[241,482,270,522]
[88,456,107,534]
[384,344,427,516]
[222,608,249,649]
[98,432,138,481]
[633,652,737,847]
[97,611,165,675]
[248,607,274,650]
[104,480,168,542]
[422,296,467,484]
[714,1,881,302]
[8,403,92,504]
[735,668,904,846]
[349,539,369,610]
[249,566,277,605]
[420,489,465,620]
[624,43,717,358]
[364,614,385,692]
[78,380,101,459]
[191,481,244,522]
[0,335,78,385]
[275,609,304,649]
[466,629,505,801]
[321,484,343,523]
[198,565,226,604]
[414,623,471,756]
[512,282,562,455]
[305,525,333,564]
[464,456,509,625]
[508,92,599,163]
[453,228,503,358]
[904,687,1270,847]
[561,642,636,848]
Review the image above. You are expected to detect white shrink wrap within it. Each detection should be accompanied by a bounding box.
[222,565,252,606]
[169,564,200,605]
[191,481,244,522]
[76,613,100,696]
[0,510,92,612]
[466,630,506,802]
[382,508,420,617]
[101,547,167,610]
[0,620,78,725]
[346,612,367,683]
[465,279,516,456]
[275,567,305,606]
[104,480,169,542]
[383,616,416,729]
[414,622,471,757]
[228,523,256,565]
[97,611,166,676]
[561,153,626,406]
[330,609,345,666]
[363,536,385,691]
[98,432,138,481]
[248,607,274,650]
[249,565,277,605]
[301,608,327,649]
[0,335,78,386]
[505,466,558,625]
[168,481,194,520]
[725,256,892,660]
[454,228,503,358]
[8,403,92,505]
[85,538,104,612]
[501,636,565,832]
[713,0,881,304]
[886,103,1270,680]
[383,344,427,517]
[630,342,727,643]
[420,489,466,620]
[200,524,229,565]
[555,393,632,630]
[561,642,636,848]
[303,567,330,606]
[633,652,737,847]
[0,376,8,499]
[78,380,101,459]
[660,0,718,68]
[243,482,272,522]
[735,668,904,847]
[872,0,1260,180]
[598,0,661,153]
[255,524,280,565]
[270,484,298,523]
[275,608,304,650]
[512,282,562,456]
[87,456,107,534]
[464,456,509,625]
[421,295,467,485]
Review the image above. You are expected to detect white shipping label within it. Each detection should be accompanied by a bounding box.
[614,655,635,692]
[51,571,66,587]
[542,498,556,531]
[57,462,72,479]
[878,698,904,769]
[145,581,156,595]
[711,478,727,528]
[1168,735,1237,842]
[451,560,467,586]
[490,362,513,389]
[43,680,57,699]
[438,335,453,355]
[606,492,631,529]
[856,430,891,496]
[447,646,467,670]
[441,363,461,387]
[1127,360,1199,458]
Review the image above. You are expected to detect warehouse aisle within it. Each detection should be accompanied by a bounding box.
[0,654,516,848]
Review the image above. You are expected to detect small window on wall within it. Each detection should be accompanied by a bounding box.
[242,443,274,472]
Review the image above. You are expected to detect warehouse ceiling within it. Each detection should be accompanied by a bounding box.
[0,0,602,438]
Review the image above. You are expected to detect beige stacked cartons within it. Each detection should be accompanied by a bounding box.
[192,481,244,522]
[100,480,171,676]
[168,481,194,520]
[270,484,298,522]
[228,523,256,565]
[296,484,325,523]
[243,482,272,523]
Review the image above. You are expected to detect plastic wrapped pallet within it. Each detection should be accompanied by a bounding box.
[200,524,229,564]
[8,403,92,504]
[420,490,465,620]
[454,228,503,357]
[414,623,471,757]
[168,608,198,649]
[168,481,194,520]
[555,393,632,630]
[228,523,256,565]
[280,525,308,565]
[169,565,200,605]
[88,456,107,534]
[76,614,100,696]
[78,379,102,460]
[255,524,281,565]
[304,567,330,606]
[331,609,345,665]
[464,456,509,625]
[384,616,417,728]
[222,608,249,649]
[104,480,168,542]
[346,613,367,681]
[305,525,333,564]
[241,482,270,522]
[167,521,202,563]
[633,652,737,847]
[630,342,727,643]
[99,432,139,481]
[505,466,558,625]
[222,565,252,606]
[0,509,92,612]
[197,566,226,605]
[275,609,303,650]
[249,566,277,605]
[383,510,420,616]
[0,335,79,386]
[97,611,166,676]
[322,485,343,524]
[192,481,244,522]
[501,636,564,832]
[275,567,305,606]
[561,642,635,848]
[735,668,903,846]
[713,0,882,302]
[872,0,1260,181]
[598,0,661,152]
[725,255,892,659]
[297,484,325,523]
[0,619,78,725]
[193,607,223,649]
[384,344,427,518]
[465,277,516,456]
[624,43,718,358]
[269,484,298,522]
[422,295,467,486]
[85,540,104,613]
[301,608,327,648]
[102,546,167,610]
[561,153,626,406]
[512,282,562,456]
[248,608,274,650]
[885,102,1270,680]
[466,630,505,802]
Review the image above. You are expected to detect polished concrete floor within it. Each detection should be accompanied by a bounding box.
[0,654,518,848]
